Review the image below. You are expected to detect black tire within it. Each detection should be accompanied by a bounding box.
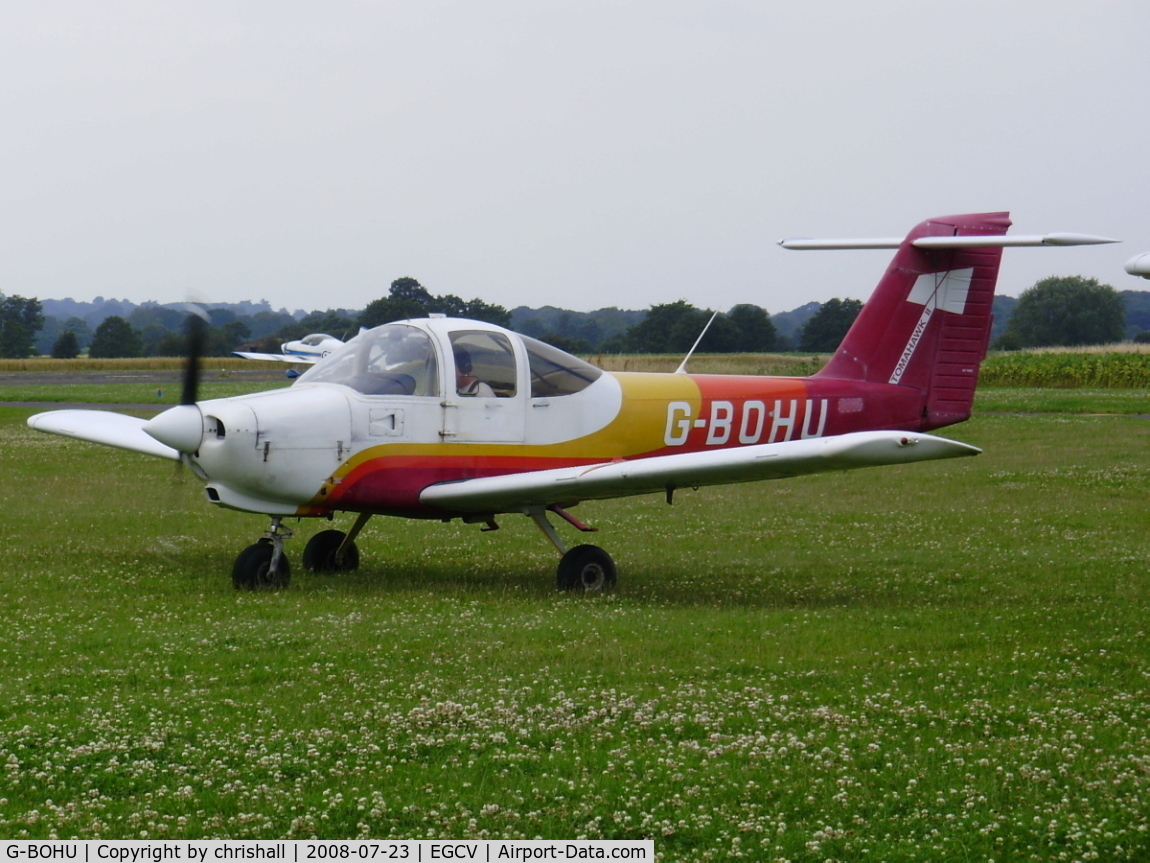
[232,540,291,590]
[302,529,360,573]
[557,545,617,593]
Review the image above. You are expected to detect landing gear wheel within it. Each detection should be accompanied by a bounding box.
[557,544,617,593]
[302,529,360,573]
[232,539,291,590]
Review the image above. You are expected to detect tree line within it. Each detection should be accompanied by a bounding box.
[0,274,1137,360]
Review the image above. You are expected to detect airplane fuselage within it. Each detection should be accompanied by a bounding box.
[190,367,934,520]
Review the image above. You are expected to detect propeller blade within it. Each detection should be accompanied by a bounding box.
[181,307,209,406]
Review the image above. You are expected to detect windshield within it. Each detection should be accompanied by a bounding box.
[295,324,440,396]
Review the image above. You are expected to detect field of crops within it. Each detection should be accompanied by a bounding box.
[595,350,1150,388]
[980,351,1150,388]
[0,371,1148,856]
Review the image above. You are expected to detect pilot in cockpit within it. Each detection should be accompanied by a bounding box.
[454,350,495,397]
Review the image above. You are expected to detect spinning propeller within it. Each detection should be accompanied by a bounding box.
[181,306,208,406]
[154,307,210,549]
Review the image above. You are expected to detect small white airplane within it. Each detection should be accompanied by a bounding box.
[1125,253,1150,279]
[234,332,347,364]
[28,213,1116,592]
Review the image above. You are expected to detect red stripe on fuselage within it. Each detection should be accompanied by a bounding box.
[315,453,608,515]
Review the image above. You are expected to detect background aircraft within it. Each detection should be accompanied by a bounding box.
[1125,253,1150,279]
[234,332,347,364]
[29,213,1115,592]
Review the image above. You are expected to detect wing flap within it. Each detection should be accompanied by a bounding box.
[28,410,180,461]
[420,430,980,513]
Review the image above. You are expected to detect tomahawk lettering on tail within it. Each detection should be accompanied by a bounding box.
[29,213,1117,592]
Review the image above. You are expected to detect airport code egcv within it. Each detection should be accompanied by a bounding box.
[2,843,653,862]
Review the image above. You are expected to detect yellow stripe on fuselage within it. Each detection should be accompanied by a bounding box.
[327,372,702,476]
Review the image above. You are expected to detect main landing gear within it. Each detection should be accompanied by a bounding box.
[231,514,370,590]
[229,509,616,594]
[529,506,617,593]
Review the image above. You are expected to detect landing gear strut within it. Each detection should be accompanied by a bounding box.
[529,507,617,593]
[232,517,292,590]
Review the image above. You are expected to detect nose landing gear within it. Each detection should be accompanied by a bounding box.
[232,517,293,590]
[231,514,371,589]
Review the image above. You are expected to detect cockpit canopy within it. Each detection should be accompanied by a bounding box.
[299,333,336,346]
[294,321,603,398]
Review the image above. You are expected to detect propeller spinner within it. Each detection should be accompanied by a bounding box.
[144,309,208,454]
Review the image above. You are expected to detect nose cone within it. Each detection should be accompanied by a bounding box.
[144,404,205,453]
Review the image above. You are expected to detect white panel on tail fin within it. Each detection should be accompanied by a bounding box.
[890,268,974,385]
[906,268,974,313]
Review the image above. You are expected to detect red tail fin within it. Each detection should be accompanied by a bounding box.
[814,212,1009,428]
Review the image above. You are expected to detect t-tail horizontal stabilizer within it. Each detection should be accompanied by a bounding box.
[778,233,1119,250]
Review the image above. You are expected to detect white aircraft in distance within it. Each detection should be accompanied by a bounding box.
[28,213,1116,592]
[1125,253,1150,279]
[234,332,348,364]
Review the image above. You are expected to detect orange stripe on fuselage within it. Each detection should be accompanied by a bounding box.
[674,375,818,450]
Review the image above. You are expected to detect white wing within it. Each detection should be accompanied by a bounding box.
[420,430,979,513]
[232,351,318,364]
[27,410,179,460]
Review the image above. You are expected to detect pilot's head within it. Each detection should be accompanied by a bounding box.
[454,350,473,375]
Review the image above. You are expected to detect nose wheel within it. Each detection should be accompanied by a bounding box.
[232,517,292,590]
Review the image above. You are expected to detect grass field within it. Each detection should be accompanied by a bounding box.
[0,382,1148,857]
[0,379,291,405]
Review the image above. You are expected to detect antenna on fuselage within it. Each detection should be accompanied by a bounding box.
[675,310,719,375]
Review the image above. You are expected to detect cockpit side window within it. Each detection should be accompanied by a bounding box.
[449,331,517,398]
[521,335,603,397]
[295,324,440,397]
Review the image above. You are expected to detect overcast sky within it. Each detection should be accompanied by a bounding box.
[1,1,1146,315]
